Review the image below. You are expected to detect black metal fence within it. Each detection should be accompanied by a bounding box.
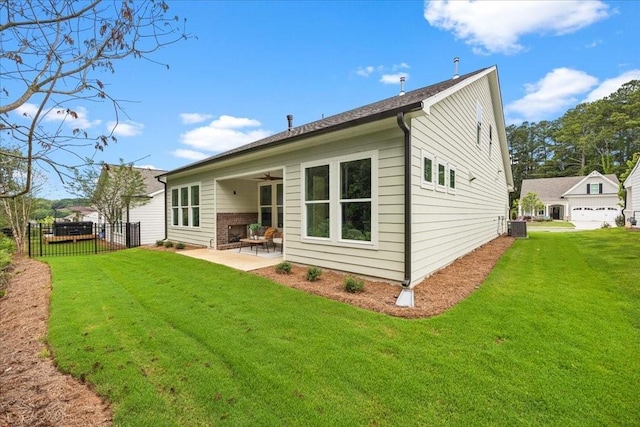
[28,221,141,257]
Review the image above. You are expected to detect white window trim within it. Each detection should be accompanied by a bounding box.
[448,163,457,195]
[436,158,447,192]
[421,149,435,190]
[258,181,284,228]
[170,182,201,228]
[301,150,378,249]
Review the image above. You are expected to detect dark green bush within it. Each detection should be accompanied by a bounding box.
[156,240,164,247]
[275,261,292,274]
[306,266,322,282]
[175,242,186,250]
[344,276,364,293]
[164,240,174,248]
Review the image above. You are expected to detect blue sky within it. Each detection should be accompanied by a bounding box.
[21,0,640,199]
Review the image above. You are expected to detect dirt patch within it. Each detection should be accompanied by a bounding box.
[0,256,112,427]
[0,235,513,425]
[252,235,515,318]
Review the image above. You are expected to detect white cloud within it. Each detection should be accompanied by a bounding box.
[424,0,610,55]
[15,103,39,118]
[179,114,271,153]
[505,68,598,121]
[356,66,375,77]
[107,120,144,137]
[393,62,410,71]
[15,104,101,129]
[585,39,602,48]
[172,149,209,161]
[179,113,214,124]
[380,73,409,85]
[583,69,640,102]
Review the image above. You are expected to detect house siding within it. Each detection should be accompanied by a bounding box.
[166,122,407,282]
[128,192,165,245]
[410,76,509,284]
[625,162,640,221]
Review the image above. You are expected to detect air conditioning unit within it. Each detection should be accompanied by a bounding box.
[508,221,528,238]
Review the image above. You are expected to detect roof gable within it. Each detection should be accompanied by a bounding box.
[562,171,619,196]
[520,171,620,200]
[103,165,167,195]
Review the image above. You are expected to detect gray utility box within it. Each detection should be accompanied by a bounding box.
[508,221,528,238]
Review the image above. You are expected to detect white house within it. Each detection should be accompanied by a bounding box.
[624,159,640,226]
[519,171,621,225]
[96,166,168,245]
[125,167,167,245]
[159,66,514,287]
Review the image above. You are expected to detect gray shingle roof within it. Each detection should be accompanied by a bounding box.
[165,67,491,176]
[136,167,168,194]
[520,174,619,200]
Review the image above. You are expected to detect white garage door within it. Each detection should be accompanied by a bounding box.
[572,207,618,222]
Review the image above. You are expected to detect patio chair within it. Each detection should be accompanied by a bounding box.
[272,230,283,252]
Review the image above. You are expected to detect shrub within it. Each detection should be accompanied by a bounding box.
[344,276,364,293]
[306,266,322,282]
[0,233,15,254]
[615,215,625,227]
[275,261,292,274]
[164,240,174,248]
[175,242,186,250]
[601,222,611,229]
[155,240,164,247]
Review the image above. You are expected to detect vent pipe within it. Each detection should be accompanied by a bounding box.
[399,76,406,96]
[453,57,459,79]
[287,114,293,131]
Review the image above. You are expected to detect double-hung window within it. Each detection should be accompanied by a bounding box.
[302,151,377,246]
[171,183,200,227]
[258,182,284,228]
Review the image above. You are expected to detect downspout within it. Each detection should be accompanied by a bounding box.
[396,112,412,288]
[156,175,167,240]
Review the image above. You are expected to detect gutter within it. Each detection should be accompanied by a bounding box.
[396,112,412,288]
[156,175,168,240]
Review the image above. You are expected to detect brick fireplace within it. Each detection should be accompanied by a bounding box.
[216,213,258,250]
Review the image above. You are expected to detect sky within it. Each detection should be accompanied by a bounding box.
[13,0,640,199]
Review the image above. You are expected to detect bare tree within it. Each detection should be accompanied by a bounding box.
[0,0,187,198]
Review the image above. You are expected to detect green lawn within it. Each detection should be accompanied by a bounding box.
[46,229,640,426]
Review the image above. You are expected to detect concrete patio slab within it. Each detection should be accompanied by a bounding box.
[175,248,282,271]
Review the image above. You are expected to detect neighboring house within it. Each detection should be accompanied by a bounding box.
[159,66,514,287]
[63,205,99,222]
[97,166,168,245]
[519,171,621,224]
[125,167,168,245]
[624,159,640,226]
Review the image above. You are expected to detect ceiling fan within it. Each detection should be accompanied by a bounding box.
[256,172,282,181]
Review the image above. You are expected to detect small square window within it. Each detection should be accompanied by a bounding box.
[437,161,446,191]
[421,150,435,190]
[448,165,457,194]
